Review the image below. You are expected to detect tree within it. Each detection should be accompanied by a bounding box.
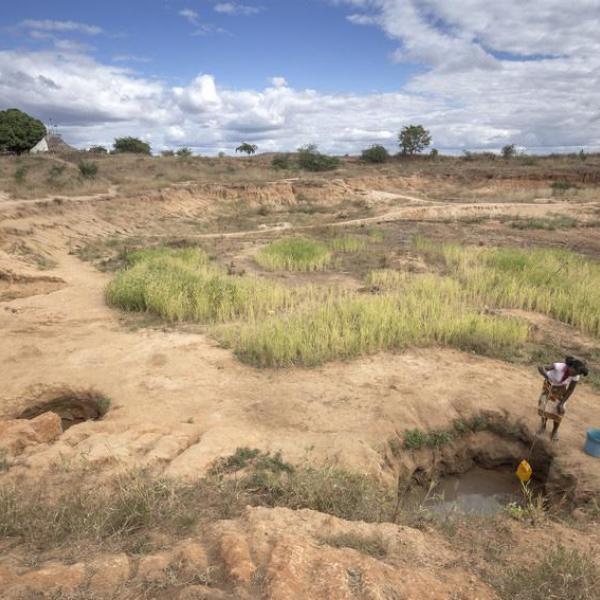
[501,144,516,159]
[88,145,107,154]
[361,145,389,163]
[176,147,192,157]
[398,125,431,155]
[236,142,258,155]
[297,144,339,172]
[113,137,151,155]
[0,109,46,154]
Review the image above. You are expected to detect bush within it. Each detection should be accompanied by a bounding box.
[0,108,46,154]
[399,125,431,155]
[176,147,192,157]
[361,145,389,163]
[88,145,107,154]
[78,160,98,179]
[297,144,339,172]
[161,149,175,157]
[113,137,151,155]
[14,165,28,184]
[430,148,439,159]
[271,154,291,170]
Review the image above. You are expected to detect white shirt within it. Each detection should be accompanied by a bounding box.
[546,363,580,387]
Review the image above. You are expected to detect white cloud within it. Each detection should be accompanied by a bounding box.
[269,77,288,88]
[20,19,103,36]
[178,9,200,26]
[3,2,600,154]
[214,3,261,16]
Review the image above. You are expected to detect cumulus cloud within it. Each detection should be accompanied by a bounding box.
[2,2,600,154]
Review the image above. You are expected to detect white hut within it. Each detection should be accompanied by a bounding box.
[30,137,49,154]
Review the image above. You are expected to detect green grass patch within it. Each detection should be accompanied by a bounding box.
[106,247,301,323]
[255,237,331,272]
[223,274,528,367]
[328,235,367,253]
[415,237,600,338]
[509,216,578,230]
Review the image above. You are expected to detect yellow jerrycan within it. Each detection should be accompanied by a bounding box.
[516,460,533,483]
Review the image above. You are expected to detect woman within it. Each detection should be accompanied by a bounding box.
[537,356,588,441]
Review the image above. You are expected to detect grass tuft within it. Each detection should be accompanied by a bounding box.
[255,237,331,271]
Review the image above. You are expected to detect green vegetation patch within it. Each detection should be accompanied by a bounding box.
[255,237,332,272]
[106,247,299,323]
[415,237,600,338]
[224,274,528,367]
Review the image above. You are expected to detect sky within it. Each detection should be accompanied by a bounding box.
[1,0,599,155]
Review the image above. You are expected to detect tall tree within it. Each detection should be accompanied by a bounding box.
[398,125,432,155]
[0,109,46,154]
[236,143,258,155]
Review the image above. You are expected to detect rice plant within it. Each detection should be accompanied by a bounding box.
[414,237,600,337]
[106,247,302,323]
[255,237,331,271]
[328,235,366,253]
[222,273,528,367]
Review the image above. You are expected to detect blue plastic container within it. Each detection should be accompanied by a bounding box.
[584,429,600,458]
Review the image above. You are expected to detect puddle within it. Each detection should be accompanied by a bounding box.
[407,466,523,516]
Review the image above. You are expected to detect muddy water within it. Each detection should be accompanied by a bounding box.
[409,467,522,515]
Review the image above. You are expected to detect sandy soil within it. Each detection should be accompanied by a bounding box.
[1,178,599,494]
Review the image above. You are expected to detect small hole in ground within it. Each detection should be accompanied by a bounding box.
[18,389,111,430]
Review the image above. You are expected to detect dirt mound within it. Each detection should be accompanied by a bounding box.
[0,506,496,599]
[0,268,64,301]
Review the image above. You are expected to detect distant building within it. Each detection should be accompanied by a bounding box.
[30,137,49,154]
[29,134,76,154]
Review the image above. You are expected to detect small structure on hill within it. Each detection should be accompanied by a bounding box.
[30,134,76,154]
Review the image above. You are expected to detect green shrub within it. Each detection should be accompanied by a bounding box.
[256,237,332,272]
[78,160,98,179]
[271,154,291,169]
[161,149,175,157]
[361,145,389,163]
[113,136,151,155]
[14,165,28,184]
[88,145,107,154]
[297,144,339,172]
[176,147,192,157]
[0,108,46,154]
[551,180,575,194]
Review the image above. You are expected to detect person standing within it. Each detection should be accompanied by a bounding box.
[537,356,588,441]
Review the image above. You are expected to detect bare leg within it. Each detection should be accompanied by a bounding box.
[551,421,560,441]
[537,417,547,434]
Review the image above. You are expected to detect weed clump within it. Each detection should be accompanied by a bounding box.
[256,237,332,272]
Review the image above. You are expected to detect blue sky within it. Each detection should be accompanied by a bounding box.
[1,1,599,154]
